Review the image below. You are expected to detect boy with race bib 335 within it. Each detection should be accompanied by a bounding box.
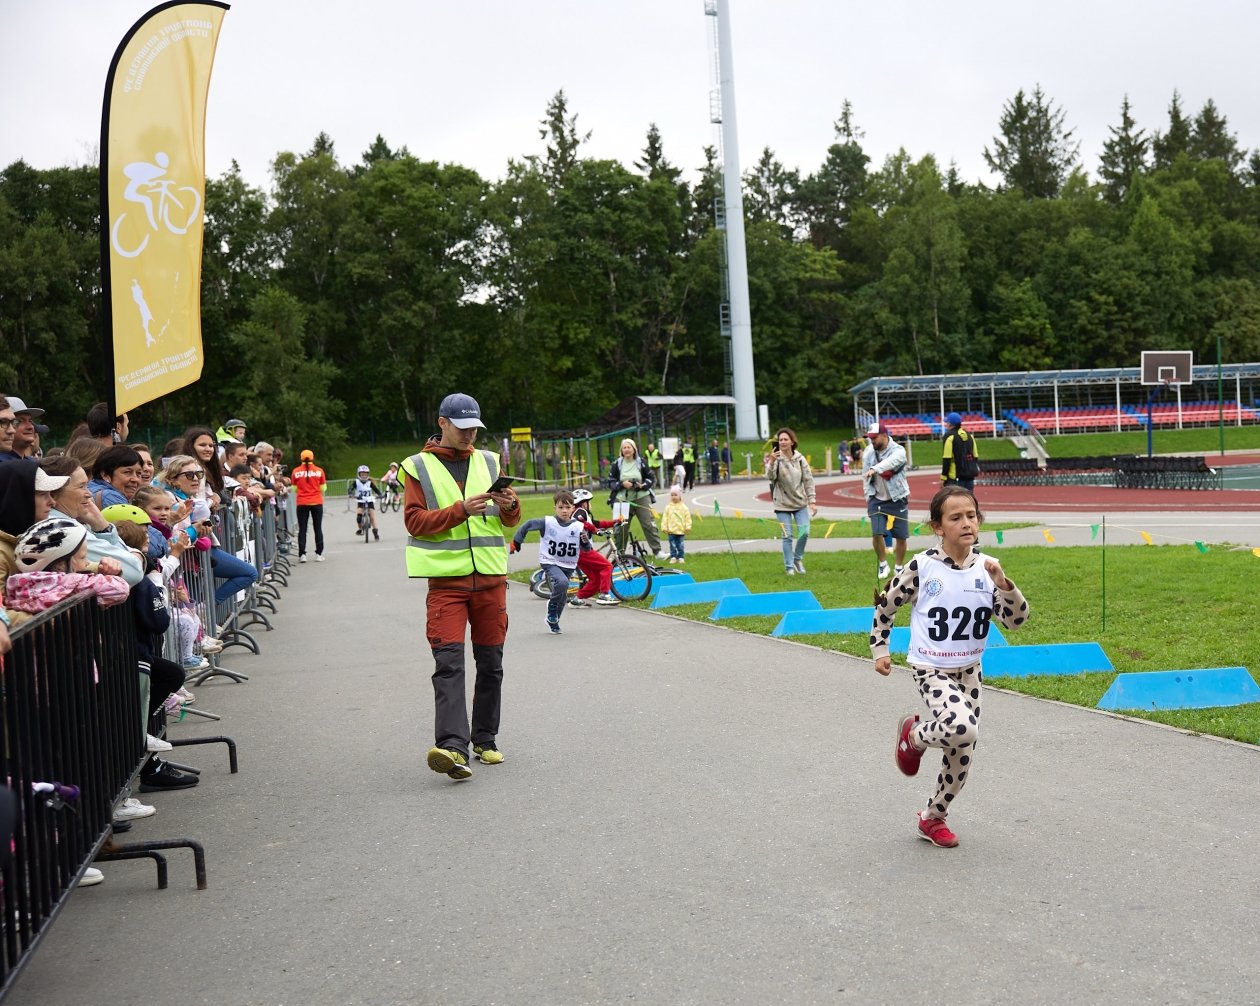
[510,488,583,634]
[870,486,1030,849]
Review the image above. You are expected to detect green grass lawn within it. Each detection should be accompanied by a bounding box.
[510,542,1260,746]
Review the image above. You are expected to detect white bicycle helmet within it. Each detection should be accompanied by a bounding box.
[572,488,593,504]
[14,517,89,572]
[357,465,371,474]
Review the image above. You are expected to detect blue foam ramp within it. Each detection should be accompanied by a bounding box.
[646,572,695,597]
[772,607,873,637]
[709,590,822,621]
[1097,667,1260,711]
[982,641,1108,677]
[651,578,750,610]
[886,626,1008,654]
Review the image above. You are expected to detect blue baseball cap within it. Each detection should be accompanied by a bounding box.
[438,393,485,429]
[945,412,962,427]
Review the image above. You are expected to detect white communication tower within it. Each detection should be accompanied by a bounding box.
[704,0,758,440]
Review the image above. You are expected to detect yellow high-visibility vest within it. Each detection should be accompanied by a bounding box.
[400,449,507,577]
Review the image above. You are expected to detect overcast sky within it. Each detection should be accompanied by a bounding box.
[4,0,1259,194]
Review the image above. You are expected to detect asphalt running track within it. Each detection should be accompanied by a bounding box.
[811,452,1260,513]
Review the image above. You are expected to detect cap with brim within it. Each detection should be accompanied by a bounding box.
[438,392,485,430]
[5,396,44,419]
[866,422,889,437]
[189,500,212,523]
[33,468,69,492]
[34,423,49,435]
[300,449,314,461]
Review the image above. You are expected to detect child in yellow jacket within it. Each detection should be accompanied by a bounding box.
[660,485,693,564]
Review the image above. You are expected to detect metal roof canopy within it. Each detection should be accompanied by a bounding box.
[849,363,1260,396]
[557,395,738,438]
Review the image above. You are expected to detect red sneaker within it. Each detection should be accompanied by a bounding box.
[894,714,922,776]
[917,814,959,848]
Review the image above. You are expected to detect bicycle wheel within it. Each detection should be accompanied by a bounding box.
[529,569,550,599]
[607,550,652,602]
[390,492,401,512]
[362,508,371,544]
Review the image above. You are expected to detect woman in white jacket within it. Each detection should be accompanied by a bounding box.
[764,427,817,575]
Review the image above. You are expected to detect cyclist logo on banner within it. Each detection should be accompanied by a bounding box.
[110,151,202,351]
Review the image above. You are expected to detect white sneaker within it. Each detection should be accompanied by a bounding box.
[677,558,685,565]
[115,797,156,821]
[77,867,104,887]
[299,554,308,563]
[175,686,195,705]
[894,564,905,577]
[314,554,325,562]
[785,567,796,575]
[794,560,806,574]
[878,560,891,578]
[146,733,172,753]
[595,594,620,606]
[199,636,223,654]
[655,550,668,560]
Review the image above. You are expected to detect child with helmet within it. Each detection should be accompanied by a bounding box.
[569,488,621,607]
[4,516,131,626]
[351,465,380,541]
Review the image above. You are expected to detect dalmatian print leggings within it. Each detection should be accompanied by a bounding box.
[908,661,982,819]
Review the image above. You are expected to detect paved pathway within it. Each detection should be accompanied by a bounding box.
[10,494,1260,1005]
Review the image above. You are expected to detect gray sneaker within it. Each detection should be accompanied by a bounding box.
[794,560,806,574]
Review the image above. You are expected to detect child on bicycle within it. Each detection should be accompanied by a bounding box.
[381,462,401,501]
[660,485,693,564]
[510,488,583,634]
[351,464,380,541]
[570,488,620,607]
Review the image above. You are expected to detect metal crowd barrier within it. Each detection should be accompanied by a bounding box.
[177,495,289,688]
[0,596,206,999]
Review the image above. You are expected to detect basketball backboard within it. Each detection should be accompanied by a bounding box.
[1140,350,1193,386]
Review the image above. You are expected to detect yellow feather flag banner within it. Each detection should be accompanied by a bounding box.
[1139,530,1153,545]
[1043,529,1056,544]
[102,2,229,415]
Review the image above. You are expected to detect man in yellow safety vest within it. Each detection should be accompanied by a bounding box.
[402,393,521,782]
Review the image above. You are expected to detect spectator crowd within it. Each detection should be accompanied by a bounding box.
[0,395,293,886]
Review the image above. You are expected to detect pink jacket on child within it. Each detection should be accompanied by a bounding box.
[5,570,131,613]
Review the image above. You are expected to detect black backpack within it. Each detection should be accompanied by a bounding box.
[955,432,979,479]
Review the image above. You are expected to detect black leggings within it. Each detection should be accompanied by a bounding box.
[297,504,324,556]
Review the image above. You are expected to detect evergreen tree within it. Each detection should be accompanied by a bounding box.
[1190,98,1243,171]
[1151,91,1192,170]
[534,89,590,190]
[634,123,681,183]
[793,99,870,249]
[1098,95,1149,203]
[983,85,1079,199]
[742,147,799,237]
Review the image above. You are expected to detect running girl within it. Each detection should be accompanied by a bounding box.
[870,486,1030,848]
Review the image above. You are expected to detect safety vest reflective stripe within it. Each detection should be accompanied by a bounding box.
[400,449,506,577]
[407,536,506,551]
